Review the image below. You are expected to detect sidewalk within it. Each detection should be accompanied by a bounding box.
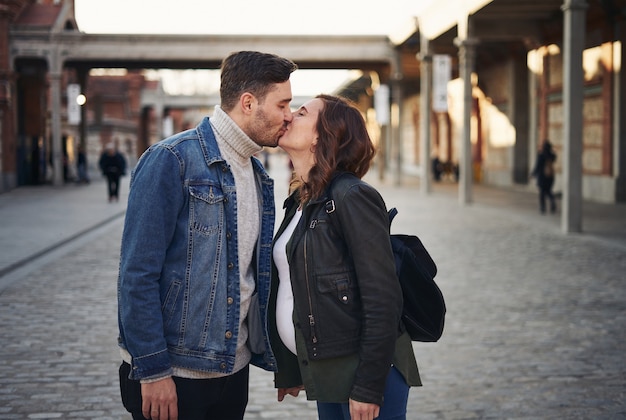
[424,180,626,248]
[363,165,626,250]
[0,176,129,281]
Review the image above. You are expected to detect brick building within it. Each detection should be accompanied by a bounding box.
[0,0,156,188]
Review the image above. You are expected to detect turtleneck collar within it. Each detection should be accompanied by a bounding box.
[210,106,262,162]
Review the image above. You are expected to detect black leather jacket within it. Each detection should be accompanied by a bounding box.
[272,173,403,402]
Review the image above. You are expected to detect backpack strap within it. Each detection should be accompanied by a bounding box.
[324,172,398,228]
[388,207,398,228]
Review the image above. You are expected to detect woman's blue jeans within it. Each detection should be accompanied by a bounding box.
[316,366,410,420]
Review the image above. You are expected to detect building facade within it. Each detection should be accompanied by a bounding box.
[3,0,625,214]
[392,0,626,206]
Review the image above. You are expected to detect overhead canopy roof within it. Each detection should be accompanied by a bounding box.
[395,0,623,45]
[391,0,626,89]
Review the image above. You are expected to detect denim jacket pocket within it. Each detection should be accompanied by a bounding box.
[189,184,224,235]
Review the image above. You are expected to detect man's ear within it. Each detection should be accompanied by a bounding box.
[240,93,256,115]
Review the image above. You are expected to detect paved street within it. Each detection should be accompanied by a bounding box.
[0,153,625,419]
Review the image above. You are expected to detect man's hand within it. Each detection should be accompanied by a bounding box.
[349,398,380,420]
[141,377,178,420]
[277,385,304,401]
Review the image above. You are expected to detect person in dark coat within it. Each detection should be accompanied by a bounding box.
[532,139,557,214]
[98,143,126,202]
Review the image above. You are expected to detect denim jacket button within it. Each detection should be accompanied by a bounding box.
[220,363,227,370]
[227,297,234,305]
[227,262,234,269]
[225,331,233,339]
[226,232,232,239]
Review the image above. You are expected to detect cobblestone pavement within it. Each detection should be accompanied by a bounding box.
[0,154,624,419]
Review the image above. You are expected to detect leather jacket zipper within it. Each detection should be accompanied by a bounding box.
[303,223,318,345]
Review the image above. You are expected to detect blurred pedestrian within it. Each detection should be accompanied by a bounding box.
[270,94,421,420]
[432,155,442,181]
[117,51,297,420]
[98,143,126,202]
[531,139,557,214]
[76,145,90,184]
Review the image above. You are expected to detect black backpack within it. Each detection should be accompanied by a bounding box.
[387,207,446,342]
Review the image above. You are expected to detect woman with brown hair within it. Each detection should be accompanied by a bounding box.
[269,94,420,420]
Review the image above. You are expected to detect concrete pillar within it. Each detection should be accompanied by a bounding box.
[419,36,433,195]
[0,12,10,191]
[0,107,3,190]
[528,50,540,180]
[561,0,588,233]
[615,20,626,202]
[154,95,164,143]
[391,49,404,186]
[76,67,88,152]
[49,72,63,187]
[454,20,478,205]
[511,54,530,184]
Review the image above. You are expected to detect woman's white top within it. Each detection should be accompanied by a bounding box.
[272,208,302,355]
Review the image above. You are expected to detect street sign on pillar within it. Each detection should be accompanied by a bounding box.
[432,55,451,112]
[67,84,81,125]
[374,84,390,125]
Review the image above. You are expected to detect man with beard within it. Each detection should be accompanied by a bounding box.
[117,51,297,420]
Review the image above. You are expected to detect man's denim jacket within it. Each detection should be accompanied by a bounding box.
[117,117,277,380]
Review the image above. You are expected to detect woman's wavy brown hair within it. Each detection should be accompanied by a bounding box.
[294,94,376,204]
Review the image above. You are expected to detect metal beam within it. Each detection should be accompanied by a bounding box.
[139,91,310,109]
[10,32,393,70]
